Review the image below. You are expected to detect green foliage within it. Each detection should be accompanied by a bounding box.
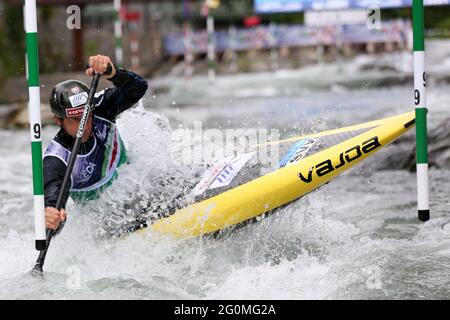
[0,4,63,78]
[0,5,26,78]
[38,6,66,73]
[41,5,55,26]
[260,12,304,25]
[175,2,450,30]
[1,1,450,83]
[384,6,450,38]
[176,0,303,28]
[427,7,450,30]
[85,40,99,59]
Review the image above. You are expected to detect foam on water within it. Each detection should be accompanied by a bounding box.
[2,48,450,299]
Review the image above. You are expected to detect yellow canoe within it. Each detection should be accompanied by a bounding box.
[143,112,415,238]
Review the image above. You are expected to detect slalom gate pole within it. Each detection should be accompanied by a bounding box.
[207,15,215,83]
[23,4,28,79]
[228,25,238,73]
[32,68,107,274]
[413,0,430,222]
[269,22,279,70]
[114,0,123,66]
[25,0,46,251]
[183,0,194,80]
[130,23,140,70]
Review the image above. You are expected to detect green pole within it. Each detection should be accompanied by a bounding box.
[25,0,46,250]
[413,0,430,221]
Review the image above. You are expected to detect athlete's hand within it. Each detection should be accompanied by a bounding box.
[45,207,67,231]
[86,55,116,79]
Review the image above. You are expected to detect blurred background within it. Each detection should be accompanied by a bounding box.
[1,0,450,127]
[1,1,450,300]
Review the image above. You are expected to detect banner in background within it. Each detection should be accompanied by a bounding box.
[163,20,411,55]
[254,0,450,13]
[304,9,367,26]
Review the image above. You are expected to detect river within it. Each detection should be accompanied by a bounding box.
[1,47,450,299]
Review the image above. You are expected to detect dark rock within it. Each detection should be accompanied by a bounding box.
[361,118,450,171]
[0,104,24,129]
[0,103,54,129]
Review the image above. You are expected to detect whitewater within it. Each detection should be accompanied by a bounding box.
[1,44,450,299]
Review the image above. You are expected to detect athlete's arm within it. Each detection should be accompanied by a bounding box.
[43,156,70,235]
[45,207,67,231]
[91,67,148,121]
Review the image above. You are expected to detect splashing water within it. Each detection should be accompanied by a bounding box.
[2,51,450,299]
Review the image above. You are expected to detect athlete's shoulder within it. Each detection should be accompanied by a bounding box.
[93,113,114,126]
[44,139,70,166]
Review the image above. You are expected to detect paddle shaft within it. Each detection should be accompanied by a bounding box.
[32,71,103,273]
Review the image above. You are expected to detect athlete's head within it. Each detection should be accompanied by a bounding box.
[49,80,93,142]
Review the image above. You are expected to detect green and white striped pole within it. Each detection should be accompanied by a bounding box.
[25,0,46,250]
[114,0,123,66]
[269,22,279,71]
[228,25,238,73]
[183,21,194,80]
[413,0,430,222]
[183,0,194,80]
[23,4,28,79]
[207,15,215,84]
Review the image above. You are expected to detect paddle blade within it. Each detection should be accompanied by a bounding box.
[30,265,44,278]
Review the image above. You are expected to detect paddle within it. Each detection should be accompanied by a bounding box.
[31,65,111,275]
